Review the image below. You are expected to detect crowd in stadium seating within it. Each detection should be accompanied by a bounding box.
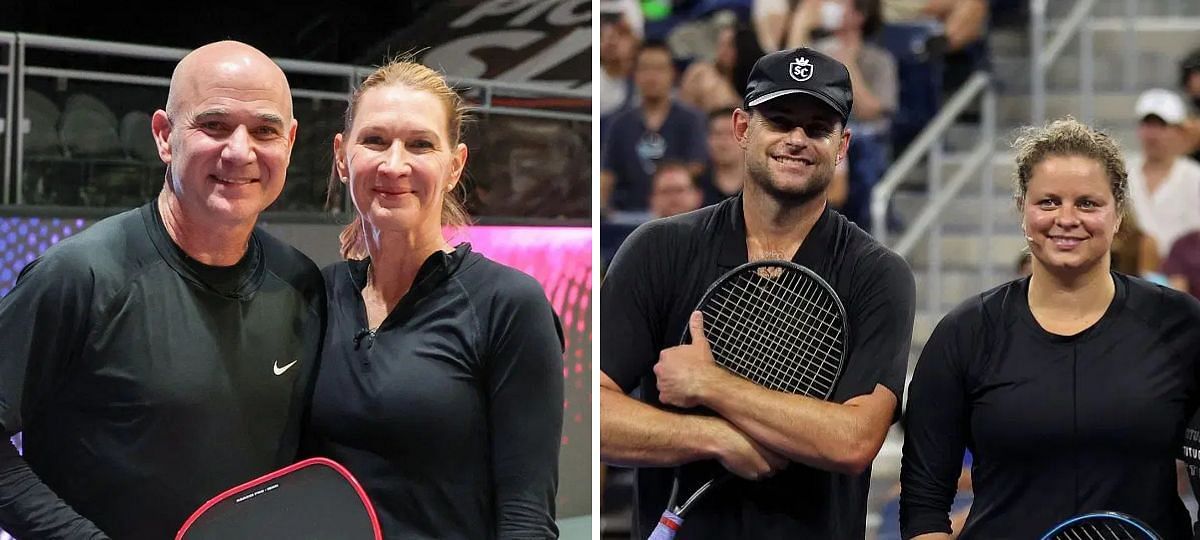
[598,0,994,268]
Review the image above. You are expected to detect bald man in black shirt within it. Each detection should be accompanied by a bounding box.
[0,41,322,539]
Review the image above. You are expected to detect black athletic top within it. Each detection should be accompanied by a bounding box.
[901,274,1200,539]
[0,202,324,540]
[601,195,916,539]
[308,244,564,540]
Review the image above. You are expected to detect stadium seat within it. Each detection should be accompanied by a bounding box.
[60,93,123,158]
[22,90,62,158]
[878,22,946,155]
[119,111,158,163]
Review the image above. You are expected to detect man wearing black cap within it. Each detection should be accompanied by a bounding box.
[600,47,915,538]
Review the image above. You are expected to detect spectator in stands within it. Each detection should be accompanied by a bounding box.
[679,23,743,113]
[752,0,822,53]
[814,0,896,228]
[601,41,708,217]
[883,0,988,97]
[1125,89,1200,272]
[701,108,745,205]
[599,5,642,121]
[883,0,986,53]
[1109,210,1157,277]
[1179,48,1200,163]
[650,161,705,218]
[1163,229,1200,299]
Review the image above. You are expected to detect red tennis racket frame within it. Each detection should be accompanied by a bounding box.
[175,457,382,540]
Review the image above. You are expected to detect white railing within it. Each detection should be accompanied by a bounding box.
[6,32,589,205]
[1,33,15,210]
[870,72,997,311]
[1030,0,1099,125]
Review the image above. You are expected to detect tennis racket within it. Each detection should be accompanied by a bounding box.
[176,457,382,540]
[647,260,848,540]
[1040,512,1161,540]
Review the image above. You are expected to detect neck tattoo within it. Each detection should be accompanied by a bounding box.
[755,249,788,262]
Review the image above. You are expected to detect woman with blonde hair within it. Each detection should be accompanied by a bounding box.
[901,118,1200,539]
[307,58,565,539]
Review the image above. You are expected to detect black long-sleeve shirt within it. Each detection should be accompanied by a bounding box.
[0,202,324,539]
[308,244,564,540]
[901,274,1200,539]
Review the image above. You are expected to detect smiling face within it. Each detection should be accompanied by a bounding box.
[735,94,850,204]
[1022,155,1122,275]
[153,42,297,227]
[334,83,467,239]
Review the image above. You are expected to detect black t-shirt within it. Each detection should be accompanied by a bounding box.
[601,195,916,539]
[308,244,564,540]
[901,275,1200,540]
[0,202,324,539]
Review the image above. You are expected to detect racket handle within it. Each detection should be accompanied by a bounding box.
[647,510,683,540]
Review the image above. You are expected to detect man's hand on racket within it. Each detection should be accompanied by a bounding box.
[655,312,728,408]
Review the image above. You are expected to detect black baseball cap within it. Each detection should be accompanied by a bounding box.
[742,47,853,123]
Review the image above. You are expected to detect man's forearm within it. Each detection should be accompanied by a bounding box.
[701,374,891,475]
[0,441,109,539]
[600,386,719,467]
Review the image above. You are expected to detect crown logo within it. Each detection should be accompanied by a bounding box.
[789,57,814,82]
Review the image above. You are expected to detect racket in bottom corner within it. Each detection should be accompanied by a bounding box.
[1041,512,1161,540]
[176,457,382,540]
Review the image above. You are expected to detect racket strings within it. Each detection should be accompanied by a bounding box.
[755,271,840,393]
[1052,521,1146,540]
[702,266,844,398]
[715,272,843,396]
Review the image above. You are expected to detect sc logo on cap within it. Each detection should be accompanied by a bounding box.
[789,57,814,82]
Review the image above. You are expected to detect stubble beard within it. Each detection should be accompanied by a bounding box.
[745,154,833,205]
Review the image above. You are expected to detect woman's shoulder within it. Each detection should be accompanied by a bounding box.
[457,250,549,307]
[936,278,1025,336]
[1120,272,1200,323]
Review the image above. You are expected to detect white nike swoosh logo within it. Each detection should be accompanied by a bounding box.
[273,359,299,376]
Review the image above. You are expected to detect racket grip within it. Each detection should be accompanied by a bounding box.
[647,510,683,540]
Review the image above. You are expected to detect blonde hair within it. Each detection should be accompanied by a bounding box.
[327,57,472,260]
[1012,117,1129,212]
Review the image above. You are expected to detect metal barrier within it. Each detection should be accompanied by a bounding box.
[870,71,997,312]
[4,32,589,214]
[1,33,14,210]
[1030,0,1099,125]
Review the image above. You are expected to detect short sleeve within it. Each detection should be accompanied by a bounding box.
[600,221,672,392]
[836,248,915,413]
